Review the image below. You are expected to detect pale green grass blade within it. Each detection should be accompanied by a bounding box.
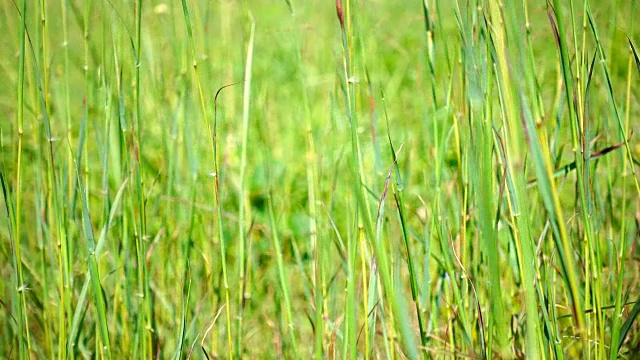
[236,15,255,357]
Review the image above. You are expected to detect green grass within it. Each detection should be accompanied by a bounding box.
[1,0,640,358]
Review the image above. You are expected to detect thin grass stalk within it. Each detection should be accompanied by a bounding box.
[487,1,542,357]
[66,181,128,360]
[60,0,72,354]
[35,0,73,357]
[450,0,470,304]
[477,106,510,357]
[178,83,199,360]
[522,0,546,122]
[569,2,603,354]
[420,0,438,106]
[384,121,428,356]
[13,0,31,357]
[112,44,136,357]
[129,1,153,356]
[35,181,52,358]
[542,263,565,359]
[267,193,300,357]
[483,31,500,359]
[455,7,485,353]
[362,75,382,358]
[173,270,191,360]
[236,15,255,357]
[568,1,604,354]
[518,0,593,353]
[78,2,96,358]
[281,3,323,356]
[39,0,47,108]
[358,230,370,359]
[377,94,398,357]
[180,1,233,357]
[65,96,88,359]
[337,1,357,357]
[2,171,26,359]
[609,6,637,357]
[344,225,357,359]
[457,5,512,355]
[310,129,323,360]
[394,175,428,357]
[585,3,640,199]
[338,1,421,358]
[98,32,114,356]
[547,3,599,345]
[435,217,472,349]
[30,0,67,356]
[77,175,112,359]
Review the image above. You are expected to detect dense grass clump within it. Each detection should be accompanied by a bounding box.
[2,0,640,358]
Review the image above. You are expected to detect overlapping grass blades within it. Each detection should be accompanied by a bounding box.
[2,0,639,358]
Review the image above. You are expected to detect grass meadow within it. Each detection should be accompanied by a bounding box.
[1,0,640,358]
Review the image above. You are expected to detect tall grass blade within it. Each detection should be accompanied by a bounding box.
[76,175,112,359]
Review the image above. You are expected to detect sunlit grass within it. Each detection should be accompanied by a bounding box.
[1,0,639,358]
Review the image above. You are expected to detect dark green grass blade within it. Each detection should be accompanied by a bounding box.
[174,267,191,360]
[627,38,640,75]
[618,289,640,351]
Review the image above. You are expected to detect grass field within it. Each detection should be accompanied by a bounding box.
[1,0,640,358]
